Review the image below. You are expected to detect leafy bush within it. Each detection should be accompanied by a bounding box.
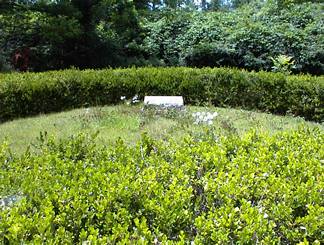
[185,43,239,68]
[0,53,11,72]
[0,67,323,122]
[142,3,324,75]
[0,128,323,243]
[271,55,296,74]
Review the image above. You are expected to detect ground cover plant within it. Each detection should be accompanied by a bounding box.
[0,126,323,243]
[1,67,323,123]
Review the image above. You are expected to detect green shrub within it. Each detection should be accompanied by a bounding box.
[0,67,323,122]
[0,68,324,121]
[184,43,239,68]
[143,3,324,75]
[0,128,323,243]
[0,53,11,72]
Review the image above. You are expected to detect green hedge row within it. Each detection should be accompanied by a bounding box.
[0,67,323,122]
[1,129,323,243]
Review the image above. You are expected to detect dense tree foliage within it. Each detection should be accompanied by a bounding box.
[143,2,324,74]
[0,0,323,74]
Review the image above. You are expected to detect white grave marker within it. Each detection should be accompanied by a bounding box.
[144,96,184,108]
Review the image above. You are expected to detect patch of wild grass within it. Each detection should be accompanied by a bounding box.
[0,104,322,154]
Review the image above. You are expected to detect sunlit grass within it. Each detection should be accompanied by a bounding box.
[0,104,322,154]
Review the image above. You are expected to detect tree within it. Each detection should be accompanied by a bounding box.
[0,0,144,70]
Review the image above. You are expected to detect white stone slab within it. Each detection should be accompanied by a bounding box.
[144,96,184,107]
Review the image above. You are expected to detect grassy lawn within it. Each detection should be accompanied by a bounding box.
[0,104,323,154]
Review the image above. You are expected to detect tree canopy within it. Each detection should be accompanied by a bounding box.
[0,0,323,74]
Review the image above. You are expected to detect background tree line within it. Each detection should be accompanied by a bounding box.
[0,0,323,74]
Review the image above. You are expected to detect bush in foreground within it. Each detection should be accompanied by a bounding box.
[0,128,323,243]
[0,67,323,123]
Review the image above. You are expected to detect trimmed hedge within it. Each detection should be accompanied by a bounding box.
[1,129,323,243]
[0,67,323,122]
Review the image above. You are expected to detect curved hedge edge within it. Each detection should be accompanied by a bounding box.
[0,67,323,123]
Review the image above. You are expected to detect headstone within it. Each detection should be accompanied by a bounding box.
[144,96,184,108]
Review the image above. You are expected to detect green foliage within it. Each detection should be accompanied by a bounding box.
[0,67,323,122]
[0,128,323,243]
[1,1,322,72]
[271,54,296,74]
[185,43,239,68]
[0,53,11,72]
[0,0,145,70]
[0,6,83,71]
[142,2,324,74]
[142,10,193,66]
